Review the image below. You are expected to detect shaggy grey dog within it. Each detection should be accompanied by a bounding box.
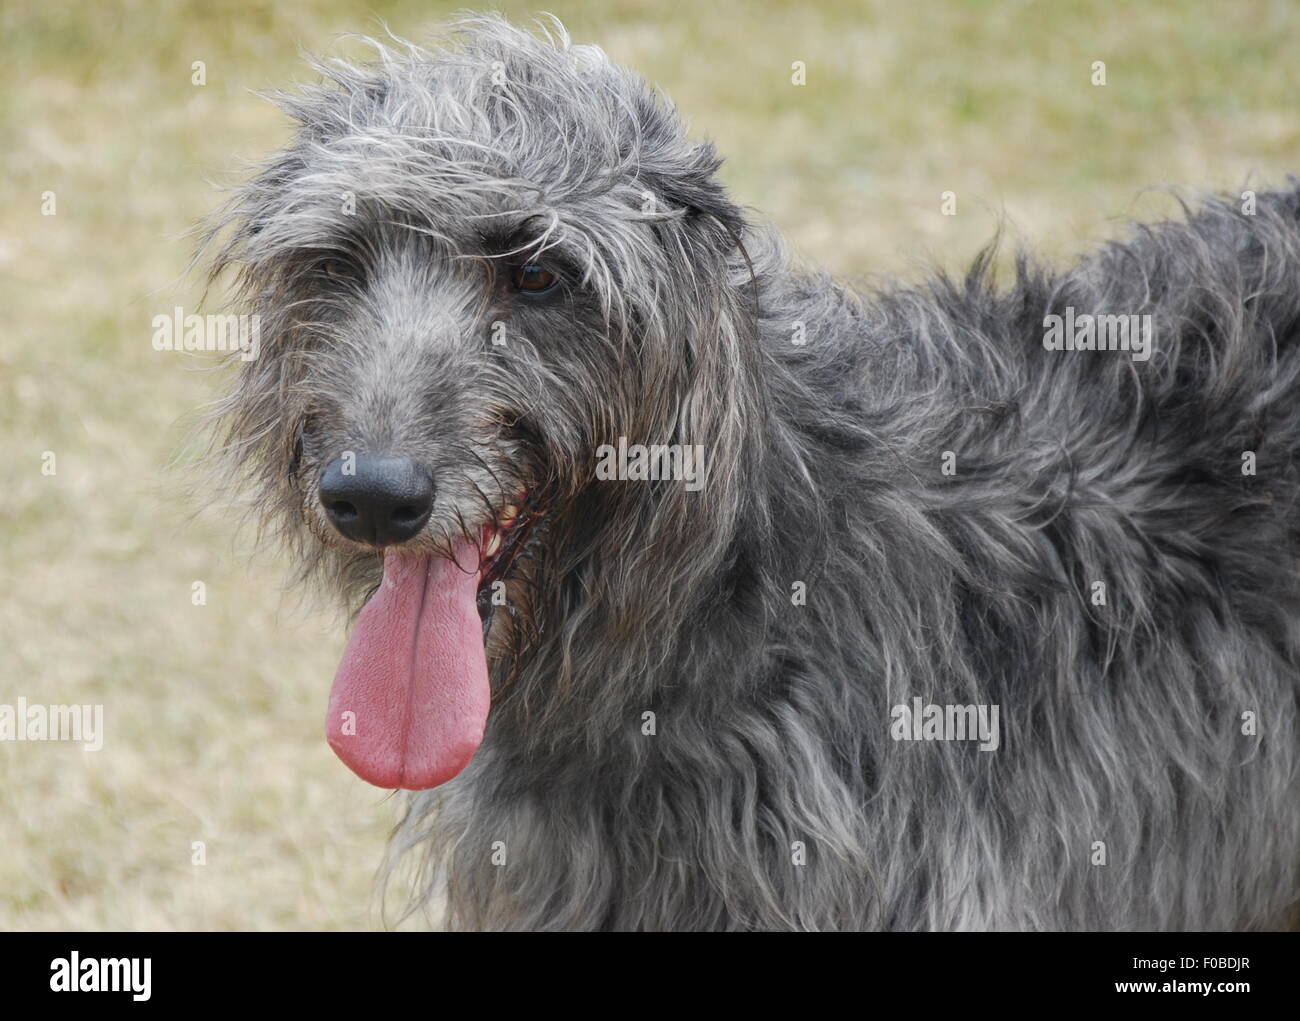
[205,15,1300,930]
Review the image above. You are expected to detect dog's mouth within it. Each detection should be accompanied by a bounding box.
[474,490,543,632]
[325,491,542,791]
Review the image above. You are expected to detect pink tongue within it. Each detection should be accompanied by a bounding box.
[326,539,490,790]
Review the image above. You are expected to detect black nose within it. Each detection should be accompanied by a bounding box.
[318,454,435,546]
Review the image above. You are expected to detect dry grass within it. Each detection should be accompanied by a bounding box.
[1,0,1298,930]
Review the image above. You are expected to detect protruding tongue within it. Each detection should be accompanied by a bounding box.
[327,539,489,790]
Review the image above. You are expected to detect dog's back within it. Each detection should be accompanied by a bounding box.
[769,187,1300,929]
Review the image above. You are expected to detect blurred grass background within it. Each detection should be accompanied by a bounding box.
[1,0,1298,930]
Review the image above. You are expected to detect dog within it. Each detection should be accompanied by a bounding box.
[202,14,1300,930]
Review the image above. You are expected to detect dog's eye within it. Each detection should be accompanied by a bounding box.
[513,263,559,294]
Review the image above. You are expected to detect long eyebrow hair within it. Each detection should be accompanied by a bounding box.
[475,213,563,260]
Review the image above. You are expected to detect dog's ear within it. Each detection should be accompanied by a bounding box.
[650,141,747,245]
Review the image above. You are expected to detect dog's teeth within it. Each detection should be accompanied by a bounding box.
[485,532,502,557]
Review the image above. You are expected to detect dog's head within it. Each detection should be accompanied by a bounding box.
[204,16,764,789]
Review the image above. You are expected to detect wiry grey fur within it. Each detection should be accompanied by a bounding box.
[203,15,1300,930]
